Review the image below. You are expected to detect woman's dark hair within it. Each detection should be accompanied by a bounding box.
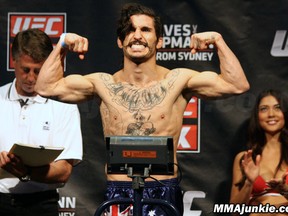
[117,3,163,43]
[12,28,53,62]
[236,89,288,189]
[248,89,288,166]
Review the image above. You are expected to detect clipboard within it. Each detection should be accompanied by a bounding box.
[9,143,64,167]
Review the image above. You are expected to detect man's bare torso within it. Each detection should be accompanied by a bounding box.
[96,68,191,181]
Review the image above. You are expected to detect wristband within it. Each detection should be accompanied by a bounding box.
[59,33,68,48]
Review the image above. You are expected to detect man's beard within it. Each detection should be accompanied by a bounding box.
[128,55,148,64]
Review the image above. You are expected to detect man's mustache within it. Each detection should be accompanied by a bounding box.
[126,40,148,47]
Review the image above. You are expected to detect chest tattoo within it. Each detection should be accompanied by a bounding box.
[101,70,179,112]
[100,71,179,135]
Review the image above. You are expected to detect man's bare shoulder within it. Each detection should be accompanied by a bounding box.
[171,67,200,76]
[84,72,115,83]
[84,72,113,78]
[161,67,200,83]
[155,65,183,78]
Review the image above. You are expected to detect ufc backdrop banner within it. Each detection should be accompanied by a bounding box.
[0,0,287,215]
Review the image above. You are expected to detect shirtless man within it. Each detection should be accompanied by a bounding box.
[35,3,249,216]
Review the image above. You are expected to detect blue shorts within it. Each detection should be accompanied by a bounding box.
[104,178,183,216]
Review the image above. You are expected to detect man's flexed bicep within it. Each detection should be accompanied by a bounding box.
[184,69,238,98]
[190,32,249,96]
[35,33,92,102]
[50,74,96,102]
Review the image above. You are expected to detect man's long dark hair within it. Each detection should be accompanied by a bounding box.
[117,3,163,43]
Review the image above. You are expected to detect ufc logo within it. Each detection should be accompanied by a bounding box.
[9,13,66,37]
[13,17,61,35]
[177,97,200,153]
[7,13,66,71]
[183,191,206,216]
[271,30,288,57]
